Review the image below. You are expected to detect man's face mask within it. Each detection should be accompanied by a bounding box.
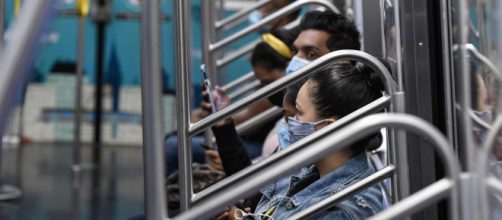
[285,56,312,74]
[277,118,290,150]
[288,116,326,144]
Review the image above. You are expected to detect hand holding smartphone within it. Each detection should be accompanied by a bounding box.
[201,64,217,113]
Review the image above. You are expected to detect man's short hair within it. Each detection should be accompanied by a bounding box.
[299,10,361,51]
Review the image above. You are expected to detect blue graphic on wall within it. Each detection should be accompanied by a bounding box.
[2,0,254,92]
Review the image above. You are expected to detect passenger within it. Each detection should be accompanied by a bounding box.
[284,10,360,74]
[261,10,361,155]
[165,28,298,175]
[257,63,385,219]
[214,63,385,219]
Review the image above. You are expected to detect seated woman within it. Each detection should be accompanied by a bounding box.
[253,62,385,219]
[213,62,386,219]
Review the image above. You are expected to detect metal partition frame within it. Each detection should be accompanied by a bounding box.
[174,114,460,220]
[178,50,396,206]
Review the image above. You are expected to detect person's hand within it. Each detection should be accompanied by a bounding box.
[216,206,236,220]
[213,86,230,111]
[205,149,223,172]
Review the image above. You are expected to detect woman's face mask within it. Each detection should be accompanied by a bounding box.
[285,56,312,74]
[248,10,273,33]
[287,116,326,144]
[277,119,290,150]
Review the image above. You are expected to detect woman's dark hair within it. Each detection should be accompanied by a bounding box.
[299,10,360,51]
[284,78,308,107]
[308,63,385,154]
[251,28,299,71]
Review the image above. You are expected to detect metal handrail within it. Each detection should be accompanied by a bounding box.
[290,165,396,219]
[469,109,492,130]
[216,39,260,68]
[174,114,460,220]
[228,80,261,100]
[215,0,272,30]
[477,116,502,219]
[221,71,255,91]
[210,0,339,53]
[192,95,391,204]
[369,179,455,220]
[236,106,282,134]
[173,0,194,213]
[465,44,502,81]
[189,50,397,137]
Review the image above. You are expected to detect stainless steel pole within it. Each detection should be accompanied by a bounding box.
[140,0,167,219]
[173,0,194,212]
[71,15,85,220]
[201,0,217,85]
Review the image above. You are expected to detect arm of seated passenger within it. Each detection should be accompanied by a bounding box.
[212,120,252,176]
[231,98,273,125]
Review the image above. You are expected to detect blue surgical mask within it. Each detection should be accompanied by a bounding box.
[285,56,312,74]
[288,116,326,144]
[277,119,290,150]
[248,10,263,24]
[248,10,273,33]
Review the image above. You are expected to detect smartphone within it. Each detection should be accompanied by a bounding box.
[201,64,217,112]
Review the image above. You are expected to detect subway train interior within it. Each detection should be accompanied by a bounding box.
[0,0,501,219]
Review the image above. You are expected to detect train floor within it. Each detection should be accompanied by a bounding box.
[0,143,144,220]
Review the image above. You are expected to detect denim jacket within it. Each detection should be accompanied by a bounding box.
[254,153,383,219]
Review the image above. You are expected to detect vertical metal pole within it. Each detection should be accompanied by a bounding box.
[0,0,55,200]
[201,0,218,85]
[391,0,409,206]
[459,0,478,219]
[71,15,85,220]
[141,0,167,219]
[174,0,194,211]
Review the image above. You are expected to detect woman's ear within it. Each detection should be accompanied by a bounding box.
[324,118,336,125]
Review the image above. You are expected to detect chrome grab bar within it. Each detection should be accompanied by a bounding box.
[210,0,339,53]
[236,106,282,134]
[478,116,502,219]
[189,50,397,137]
[464,44,502,81]
[215,0,272,30]
[141,0,168,218]
[290,165,396,219]
[228,80,261,100]
[174,114,460,220]
[221,71,256,91]
[192,95,391,205]
[369,179,455,220]
[173,0,194,213]
[216,39,260,68]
